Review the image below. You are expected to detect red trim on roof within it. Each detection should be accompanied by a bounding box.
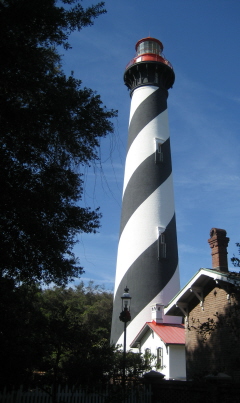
[125,54,172,71]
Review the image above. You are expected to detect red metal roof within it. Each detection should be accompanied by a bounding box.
[147,322,185,345]
[130,322,185,348]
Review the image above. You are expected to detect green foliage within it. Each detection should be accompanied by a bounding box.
[0,278,153,399]
[36,282,114,388]
[0,0,117,285]
[0,278,154,389]
[0,279,114,390]
[0,278,44,388]
[110,347,153,385]
[231,243,240,268]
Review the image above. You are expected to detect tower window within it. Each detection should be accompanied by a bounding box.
[158,229,167,260]
[155,138,164,164]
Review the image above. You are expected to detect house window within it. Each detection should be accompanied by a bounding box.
[158,229,167,260]
[157,347,163,369]
[144,348,151,366]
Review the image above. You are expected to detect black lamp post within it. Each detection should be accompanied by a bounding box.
[119,286,131,390]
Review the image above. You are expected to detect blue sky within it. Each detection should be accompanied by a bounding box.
[62,0,240,290]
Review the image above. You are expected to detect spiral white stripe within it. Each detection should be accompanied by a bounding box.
[114,175,175,297]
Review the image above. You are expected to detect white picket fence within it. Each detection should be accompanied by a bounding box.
[0,384,152,403]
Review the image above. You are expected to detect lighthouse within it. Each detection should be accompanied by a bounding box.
[111,38,181,349]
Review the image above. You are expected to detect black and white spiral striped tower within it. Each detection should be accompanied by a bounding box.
[111,38,181,348]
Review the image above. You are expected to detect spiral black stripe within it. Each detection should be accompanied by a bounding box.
[127,87,167,152]
[111,214,178,346]
[120,138,172,238]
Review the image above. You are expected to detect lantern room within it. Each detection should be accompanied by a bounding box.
[124,36,175,92]
[135,37,163,56]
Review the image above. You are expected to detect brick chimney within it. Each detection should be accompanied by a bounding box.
[208,228,230,272]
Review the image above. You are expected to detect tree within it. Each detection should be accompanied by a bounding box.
[0,280,114,392]
[0,0,117,285]
[0,280,152,400]
[231,243,240,268]
[110,348,154,386]
[37,283,114,388]
[0,278,44,389]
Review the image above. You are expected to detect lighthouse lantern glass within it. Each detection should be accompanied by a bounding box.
[137,40,161,56]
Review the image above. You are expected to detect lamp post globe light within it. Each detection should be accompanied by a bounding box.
[119,287,131,389]
[120,287,131,322]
